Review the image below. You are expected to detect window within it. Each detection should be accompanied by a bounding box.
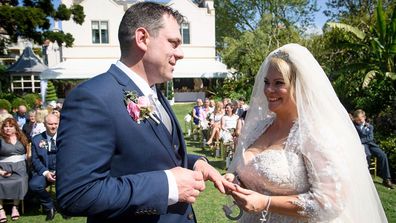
[180,22,190,44]
[92,21,109,44]
[11,74,40,93]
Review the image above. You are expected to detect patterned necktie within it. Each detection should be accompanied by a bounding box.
[50,138,56,152]
[151,95,172,134]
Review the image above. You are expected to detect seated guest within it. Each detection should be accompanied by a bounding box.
[30,109,47,138]
[353,109,394,189]
[0,118,29,222]
[22,110,37,142]
[29,114,66,221]
[220,103,239,143]
[192,98,203,126]
[206,101,224,145]
[13,105,28,130]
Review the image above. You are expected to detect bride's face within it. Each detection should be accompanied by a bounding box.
[264,67,295,114]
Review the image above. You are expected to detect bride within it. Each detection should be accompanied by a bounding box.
[224,44,388,222]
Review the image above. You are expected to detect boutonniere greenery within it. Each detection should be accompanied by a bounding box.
[124,90,160,124]
[39,140,49,150]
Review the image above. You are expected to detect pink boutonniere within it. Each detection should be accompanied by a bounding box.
[39,140,49,150]
[124,90,160,124]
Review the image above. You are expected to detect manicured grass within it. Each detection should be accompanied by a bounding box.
[12,103,395,223]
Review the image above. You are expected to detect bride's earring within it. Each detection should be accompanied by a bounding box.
[222,196,243,221]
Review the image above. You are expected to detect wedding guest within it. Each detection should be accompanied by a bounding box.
[353,109,393,189]
[224,44,387,222]
[30,109,47,138]
[220,103,239,143]
[192,98,203,126]
[209,99,216,111]
[206,101,224,145]
[0,109,8,116]
[13,105,28,129]
[0,114,12,127]
[0,118,29,222]
[22,110,37,142]
[29,114,66,221]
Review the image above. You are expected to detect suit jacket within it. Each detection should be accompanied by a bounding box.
[353,122,378,147]
[56,65,200,223]
[31,132,52,175]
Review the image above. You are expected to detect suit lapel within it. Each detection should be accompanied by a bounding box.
[40,132,49,168]
[108,65,180,166]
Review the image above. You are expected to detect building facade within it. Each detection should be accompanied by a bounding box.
[41,0,229,101]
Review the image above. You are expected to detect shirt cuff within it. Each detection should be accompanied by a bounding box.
[42,170,49,177]
[164,170,178,205]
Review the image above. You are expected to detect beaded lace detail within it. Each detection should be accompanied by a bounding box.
[235,117,342,223]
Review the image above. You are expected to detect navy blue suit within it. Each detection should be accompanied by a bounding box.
[56,65,200,223]
[29,132,57,210]
[354,122,391,180]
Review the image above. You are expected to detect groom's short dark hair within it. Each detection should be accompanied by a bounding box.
[118,2,184,58]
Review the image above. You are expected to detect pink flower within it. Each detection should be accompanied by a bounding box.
[137,96,150,108]
[127,102,140,122]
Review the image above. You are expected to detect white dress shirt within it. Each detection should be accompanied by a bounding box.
[115,61,178,205]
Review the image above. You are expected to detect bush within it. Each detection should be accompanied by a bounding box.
[23,93,40,109]
[0,92,18,102]
[0,99,11,112]
[11,98,27,111]
[378,135,396,180]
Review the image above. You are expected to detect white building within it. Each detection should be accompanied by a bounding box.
[40,0,229,102]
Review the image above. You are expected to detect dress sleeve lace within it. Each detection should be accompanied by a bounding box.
[292,136,346,222]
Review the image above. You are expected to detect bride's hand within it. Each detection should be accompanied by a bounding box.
[231,185,269,213]
[223,173,239,194]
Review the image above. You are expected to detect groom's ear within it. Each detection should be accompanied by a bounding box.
[135,27,150,52]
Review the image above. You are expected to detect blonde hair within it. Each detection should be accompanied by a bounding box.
[268,57,296,101]
[35,109,49,123]
[0,113,13,126]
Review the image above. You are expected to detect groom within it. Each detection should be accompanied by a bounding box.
[56,2,230,223]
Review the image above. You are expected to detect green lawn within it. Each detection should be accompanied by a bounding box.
[9,103,395,223]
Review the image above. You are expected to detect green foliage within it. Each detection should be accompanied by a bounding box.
[322,0,396,125]
[219,15,302,100]
[23,93,40,110]
[0,2,85,52]
[45,81,58,102]
[166,80,174,100]
[11,98,27,110]
[0,99,11,112]
[215,0,318,50]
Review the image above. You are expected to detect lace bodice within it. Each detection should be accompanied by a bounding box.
[234,119,342,223]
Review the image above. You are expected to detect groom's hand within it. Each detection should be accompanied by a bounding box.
[194,159,234,194]
[170,167,205,204]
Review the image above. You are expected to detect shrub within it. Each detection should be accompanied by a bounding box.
[23,93,40,109]
[45,81,58,103]
[0,99,11,112]
[11,98,27,111]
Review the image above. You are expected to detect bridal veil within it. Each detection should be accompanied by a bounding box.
[229,43,388,222]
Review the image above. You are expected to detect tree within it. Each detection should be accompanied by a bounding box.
[216,0,314,99]
[0,0,85,54]
[215,0,318,50]
[45,81,58,103]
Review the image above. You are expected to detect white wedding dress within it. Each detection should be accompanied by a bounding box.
[228,44,388,223]
[236,117,328,223]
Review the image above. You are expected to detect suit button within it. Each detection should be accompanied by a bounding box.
[173,145,177,150]
[187,212,194,220]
